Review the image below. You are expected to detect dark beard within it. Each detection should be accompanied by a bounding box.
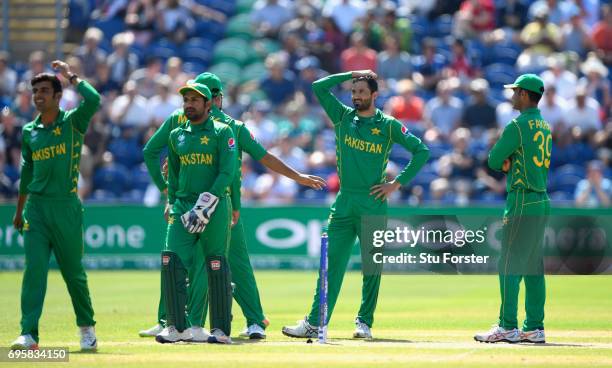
[185,110,204,121]
[353,99,372,111]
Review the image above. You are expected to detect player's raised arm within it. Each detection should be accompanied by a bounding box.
[52,60,101,134]
[488,121,520,171]
[312,72,356,124]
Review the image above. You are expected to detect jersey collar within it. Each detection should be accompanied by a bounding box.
[33,110,66,129]
[354,109,383,125]
[183,116,213,133]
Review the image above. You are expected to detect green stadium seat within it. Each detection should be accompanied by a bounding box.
[240,62,267,84]
[225,14,254,40]
[212,37,257,66]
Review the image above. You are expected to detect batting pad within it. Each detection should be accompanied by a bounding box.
[206,255,233,335]
[161,251,188,332]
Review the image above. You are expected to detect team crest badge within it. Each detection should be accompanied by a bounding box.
[210,260,221,270]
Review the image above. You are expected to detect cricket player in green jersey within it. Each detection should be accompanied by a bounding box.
[156,82,236,344]
[196,72,326,339]
[11,61,100,351]
[139,101,209,342]
[474,74,551,344]
[282,70,430,339]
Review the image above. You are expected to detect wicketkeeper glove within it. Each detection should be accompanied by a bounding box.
[180,192,219,233]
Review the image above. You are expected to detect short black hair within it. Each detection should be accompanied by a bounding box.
[31,73,62,94]
[520,88,543,104]
[352,77,378,93]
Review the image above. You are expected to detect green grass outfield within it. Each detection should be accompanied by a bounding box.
[0,271,611,367]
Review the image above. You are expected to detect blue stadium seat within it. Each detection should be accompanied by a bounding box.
[432,15,453,37]
[197,0,237,16]
[129,164,151,192]
[181,47,213,66]
[93,17,126,40]
[93,163,130,197]
[484,63,517,88]
[549,172,583,194]
[108,136,144,169]
[194,20,227,41]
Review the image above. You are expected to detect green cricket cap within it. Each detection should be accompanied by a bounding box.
[195,72,223,96]
[504,74,545,95]
[178,81,212,100]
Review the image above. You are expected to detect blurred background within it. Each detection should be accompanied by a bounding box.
[0,0,610,208]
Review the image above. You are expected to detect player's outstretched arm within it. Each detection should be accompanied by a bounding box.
[259,153,326,190]
[53,60,101,134]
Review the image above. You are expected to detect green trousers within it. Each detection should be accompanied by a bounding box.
[20,195,96,343]
[164,196,231,326]
[157,218,267,329]
[308,191,386,328]
[498,190,550,331]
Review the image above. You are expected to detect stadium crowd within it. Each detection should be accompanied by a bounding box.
[0,0,610,206]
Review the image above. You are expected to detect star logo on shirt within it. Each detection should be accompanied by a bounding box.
[52,127,61,136]
[168,216,175,225]
[371,128,381,135]
[200,136,209,145]
[23,222,30,232]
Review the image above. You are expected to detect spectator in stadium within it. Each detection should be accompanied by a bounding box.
[259,53,297,107]
[165,57,190,92]
[0,147,16,201]
[251,0,294,37]
[424,79,464,137]
[377,35,412,81]
[564,85,601,131]
[496,0,529,33]
[74,27,108,79]
[365,0,396,21]
[295,56,327,105]
[461,78,497,131]
[322,0,366,35]
[446,37,480,87]
[92,62,121,96]
[528,0,575,25]
[380,4,412,52]
[129,57,164,99]
[318,16,347,72]
[517,9,562,73]
[107,32,139,86]
[243,101,278,148]
[146,75,182,126]
[453,0,496,40]
[156,0,195,43]
[269,134,307,174]
[109,80,149,128]
[239,156,259,203]
[354,9,385,51]
[575,160,611,207]
[0,107,21,169]
[413,38,447,91]
[280,4,318,40]
[124,0,157,46]
[538,84,566,129]
[21,51,49,84]
[281,32,309,75]
[495,89,519,129]
[340,32,378,72]
[579,52,610,113]
[562,4,593,57]
[11,83,35,123]
[385,79,425,128]
[429,177,453,204]
[0,52,17,104]
[254,171,298,204]
[540,54,578,101]
[591,4,612,64]
[84,114,111,168]
[437,127,475,180]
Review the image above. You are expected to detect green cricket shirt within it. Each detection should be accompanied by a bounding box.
[143,108,189,192]
[167,116,236,204]
[312,72,430,192]
[488,107,551,193]
[19,81,101,197]
[210,106,267,211]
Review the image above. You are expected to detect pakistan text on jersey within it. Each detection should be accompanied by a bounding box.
[179,153,214,166]
[32,143,67,161]
[527,119,551,131]
[344,135,383,154]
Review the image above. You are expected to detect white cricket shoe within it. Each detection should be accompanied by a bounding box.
[189,326,210,343]
[10,334,38,350]
[155,326,192,344]
[139,324,163,337]
[79,326,98,351]
[239,324,266,339]
[353,318,373,339]
[281,317,318,338]
[520,329,546,343]
[474,325,520,343]
[207,328,232,344]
